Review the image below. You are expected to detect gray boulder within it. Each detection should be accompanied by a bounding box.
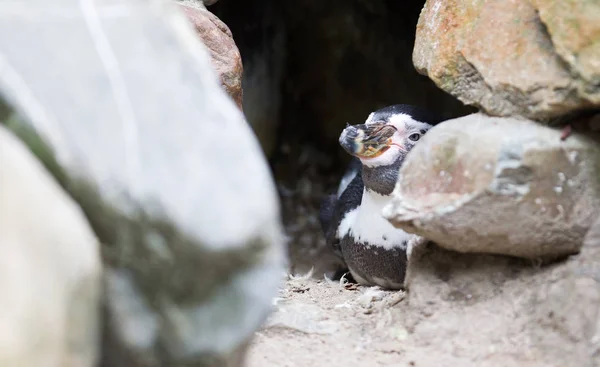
[0,0,285,365]
[384,113,600,260]
[0,125,102,367]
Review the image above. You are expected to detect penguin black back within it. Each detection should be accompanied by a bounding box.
[367,104,445,126]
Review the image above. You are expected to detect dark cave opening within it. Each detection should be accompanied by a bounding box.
[211,0,474,275]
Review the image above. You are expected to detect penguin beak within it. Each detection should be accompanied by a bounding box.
[339,122,397,159]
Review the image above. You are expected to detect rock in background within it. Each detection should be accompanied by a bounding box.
[413,0,600,121]
[179,2,244,110]
[0,124,102,367]
[0,0,285,366]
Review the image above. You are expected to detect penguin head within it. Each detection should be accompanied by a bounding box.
[339,104,444,195]
[339,104,443,168]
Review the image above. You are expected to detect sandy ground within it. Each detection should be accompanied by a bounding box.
[244,241,600,367]
[245,272,420,367]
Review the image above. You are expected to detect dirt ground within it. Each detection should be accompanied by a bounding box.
[246,272,414,367]
[244,241,600,367]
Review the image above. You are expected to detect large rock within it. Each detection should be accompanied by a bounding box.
[0,125,101,367]
[180,3,244,110]
[414,0,600,120]
[383,113,600,260]
[0,0,285,366]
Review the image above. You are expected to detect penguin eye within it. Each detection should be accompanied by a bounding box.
[408,133,421,142]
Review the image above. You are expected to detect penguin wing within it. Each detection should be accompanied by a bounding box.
[336,157,362,197]
[319,194,337,235]
[320,169,364,258]
[319,158,361,236]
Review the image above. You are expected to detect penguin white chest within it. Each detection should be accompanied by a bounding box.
[337,189,414,250]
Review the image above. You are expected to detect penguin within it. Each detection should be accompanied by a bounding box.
[320,104,444,289]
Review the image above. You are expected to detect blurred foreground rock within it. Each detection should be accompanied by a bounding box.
[180,3,244,110]
[0,0,285,366]
[414,0,600,120]
[384,113,600,260]
[0,125,101,367]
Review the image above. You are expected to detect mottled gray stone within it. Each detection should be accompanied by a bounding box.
[0,0,285,365]
[0,125,102,367]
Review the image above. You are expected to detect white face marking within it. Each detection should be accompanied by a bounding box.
[360,113,432,168]
[360,146,403,168]
[339,188,415,250]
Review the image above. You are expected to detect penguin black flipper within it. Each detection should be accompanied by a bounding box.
[320,169,364,258]
[319,157,361,236]
[318,194,337,237]
[336,157,362,197]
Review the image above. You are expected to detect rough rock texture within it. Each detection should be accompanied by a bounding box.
[0,125,101,367]
[533,0,600,88]
[0,0,285,366]
[414,0,600,120]
[180,4,243,109]
[384,113,600,260]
